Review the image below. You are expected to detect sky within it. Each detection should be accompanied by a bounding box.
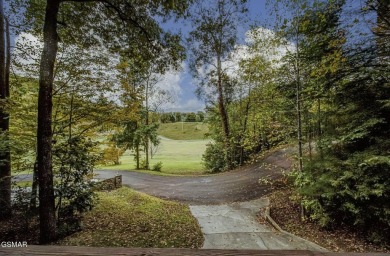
[11,0,370,113]
[159,0,270,113]
[159,0,371,113]
[11,0,272,113]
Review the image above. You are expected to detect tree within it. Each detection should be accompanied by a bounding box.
[188,0,247,169]
[0,0,11,220]
[112,120,139,169]
[142,65,177,169]
[277,0,309,173]
[270,0,390,242]
[236,46,294,165]
[186,112,196,122]
[11,32,122,210]
[16,0,190,244]
[196,111,204,122]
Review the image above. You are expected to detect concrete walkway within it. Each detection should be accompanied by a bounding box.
[189,198,328,251]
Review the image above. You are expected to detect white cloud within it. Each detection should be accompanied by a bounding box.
[148,67,183,111]
[223,27,295,78]
[153,65,205,112]
[244,27,295,64]
[13,32,43,75]
[14,32,42,53]
[155,69,182,99]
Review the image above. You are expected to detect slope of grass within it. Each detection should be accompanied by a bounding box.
[103,137,211,175]
[158,122,209,140]
[58,187,204,248]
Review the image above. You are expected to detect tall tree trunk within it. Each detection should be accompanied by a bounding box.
[295,39,303,173]
[4,14,8,97]
[216,55,231,169]
[145,79,149,169]
[145,140,149,169]
[37,0,61,244]
[0,0,11,220]
[136,144,140,169]
[29,160,39,211]
[239,84,251,166]
[317,96,324,159]
[294,17,305,221]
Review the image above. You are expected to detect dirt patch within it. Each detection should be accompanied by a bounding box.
[268,186,390,253]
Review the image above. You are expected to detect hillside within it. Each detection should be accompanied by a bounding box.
[157,122,209,140]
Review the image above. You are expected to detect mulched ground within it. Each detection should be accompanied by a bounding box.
[268,185,390,253]
[0,209,40,244]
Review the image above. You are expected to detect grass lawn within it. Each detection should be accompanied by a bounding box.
[58,187,203,248]
[158,122,209,140]
[102,136,211,175]
[14,180,32,187]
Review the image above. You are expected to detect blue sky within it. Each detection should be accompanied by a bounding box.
[160,0,270,113]
[10,0,271,113]
[162,0,371,113]
[11,0,370,113]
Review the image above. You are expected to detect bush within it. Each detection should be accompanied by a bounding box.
[99,144,124,165]
[53,136,98,237]
[295,153,390,244]
[140,158,148,169]
[152,161,163,172]
[202,142,227,173]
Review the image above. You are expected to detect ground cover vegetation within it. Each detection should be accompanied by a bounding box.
[58,187,203,248]
[0,0,388,248]
[268,185,389,253]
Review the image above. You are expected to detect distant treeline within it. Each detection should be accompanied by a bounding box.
[156,111,205,123]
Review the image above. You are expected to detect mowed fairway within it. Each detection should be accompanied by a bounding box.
[157,122,209,140]
[102,123,211,175]
[151,136,210,174]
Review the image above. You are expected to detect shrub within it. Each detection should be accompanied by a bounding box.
[99,144,124,165]
[53,137,98,237]
[152,161,163,172]
[295,153,390,244]
[140,158,148,169]
[202,142,227,173]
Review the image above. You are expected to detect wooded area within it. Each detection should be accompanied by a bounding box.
[0,0,388,249]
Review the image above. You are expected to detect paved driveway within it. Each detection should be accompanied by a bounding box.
[95,147,294,205]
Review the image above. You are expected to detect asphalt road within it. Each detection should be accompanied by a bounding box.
[95,147,294,205]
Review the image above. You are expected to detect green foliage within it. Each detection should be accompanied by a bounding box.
[53,136,98,237]
[268,0,390,244]
[185,112,197,122]
[296,153,390,243]
[202,142,227,173]
[114,121,160,169]
[8,77,38,174]
[152,161,163,172]
[158,112,206,124]
[99,142,125,166]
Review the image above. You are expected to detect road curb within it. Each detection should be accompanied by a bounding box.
[265,206,284,232]
[263,199,329,252]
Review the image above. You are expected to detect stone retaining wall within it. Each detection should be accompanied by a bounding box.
[94,175,122,191]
